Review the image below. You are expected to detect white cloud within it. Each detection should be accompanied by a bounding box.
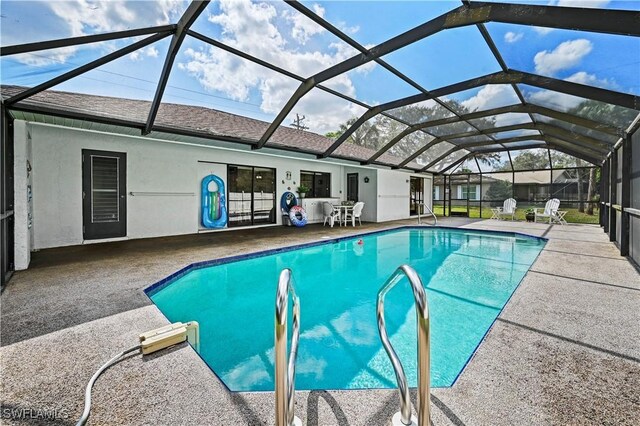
[555,0,610,7]
[7,1,186,66]
[13,46,78,67]
[338,22,360,35]
[180,47,264,102]
[504,31,523,43]
[283,3,326,44]
[458,85,522,127]
[286,89,366,135]
[128,46,160,62]
[528,89,583,111]
[145,46,159,58]
[533,26,555,36]
[534,39,593,75]
[527,72,613,111]
[179,0,365,134]
[565,71,615,90]
[48,0,185,37]
[460,85,520,113]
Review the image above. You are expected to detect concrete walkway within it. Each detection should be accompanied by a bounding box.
[1,219,638,425]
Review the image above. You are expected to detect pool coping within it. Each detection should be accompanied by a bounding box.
[142,225,547,392]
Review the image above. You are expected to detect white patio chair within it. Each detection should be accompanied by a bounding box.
[345,202,365,227]
[322,201,340,227]
[534,198,560,224]
[495,198,517,221]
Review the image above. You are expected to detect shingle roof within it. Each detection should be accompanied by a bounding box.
[1,85,416,169]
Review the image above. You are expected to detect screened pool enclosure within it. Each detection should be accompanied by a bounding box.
[1,0,640,285]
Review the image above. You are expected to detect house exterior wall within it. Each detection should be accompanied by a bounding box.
[423,176,433,213]
[344,166,377,222]
[14,121,431,262]
[376,169,410,222]
[433,184,482,200]
[13,121,31,270]
[26,122,346,250]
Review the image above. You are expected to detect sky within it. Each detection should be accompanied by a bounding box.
[1,0,638,136]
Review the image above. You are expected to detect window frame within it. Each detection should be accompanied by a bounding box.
[227,164,277,227]
[457,184,480,200]
[300,170,331,198]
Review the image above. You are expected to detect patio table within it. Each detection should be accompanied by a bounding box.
[332,205,354,226]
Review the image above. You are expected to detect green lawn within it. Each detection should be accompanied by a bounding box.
[432,205,599,224]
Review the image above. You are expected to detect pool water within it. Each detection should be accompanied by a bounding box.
[147,227,545,391]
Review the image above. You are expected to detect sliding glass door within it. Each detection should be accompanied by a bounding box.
[227,165,276,228]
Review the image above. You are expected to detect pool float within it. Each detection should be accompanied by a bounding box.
[280,191,298,213]
[289,205,308,227]
[201,174,227,228]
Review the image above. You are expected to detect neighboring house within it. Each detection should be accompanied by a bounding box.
[432,175,488,202]
[432,169,593,203]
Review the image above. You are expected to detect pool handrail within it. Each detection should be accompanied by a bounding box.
[377,265,430,426]
[275,268,302,426]
[417,202,437,226]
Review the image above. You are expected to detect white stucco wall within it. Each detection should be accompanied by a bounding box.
[17,121,431,252]
[26,123,346,249]
[376,169,411,222]
[13,121,31,270]
[422,175,433,211]
[344,166,378,222]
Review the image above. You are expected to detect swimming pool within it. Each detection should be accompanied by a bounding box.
[146,227,545,392]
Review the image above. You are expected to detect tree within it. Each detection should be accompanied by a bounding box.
[502,150,549,171]
[326,100,497,165]
[475,153,501,169]
[545,99,634,215]
[485,178,512,201]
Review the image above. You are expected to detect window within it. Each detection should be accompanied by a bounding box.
[457,185,480,200]
[433,186,440,201]
[300,171,331,198]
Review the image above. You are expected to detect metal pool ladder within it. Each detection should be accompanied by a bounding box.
[417,203,437,226]
[377,265,430,426]
[275,269,302,426]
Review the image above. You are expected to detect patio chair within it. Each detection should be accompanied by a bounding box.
[491,198,517,221]
[345,202,365,227]
[322,201,340,227]
[534,198,560,224]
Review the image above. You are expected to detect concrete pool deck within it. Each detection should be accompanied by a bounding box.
[1,219,639,425]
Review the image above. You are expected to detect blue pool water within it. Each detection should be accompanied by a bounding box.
[147,227,545,391]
